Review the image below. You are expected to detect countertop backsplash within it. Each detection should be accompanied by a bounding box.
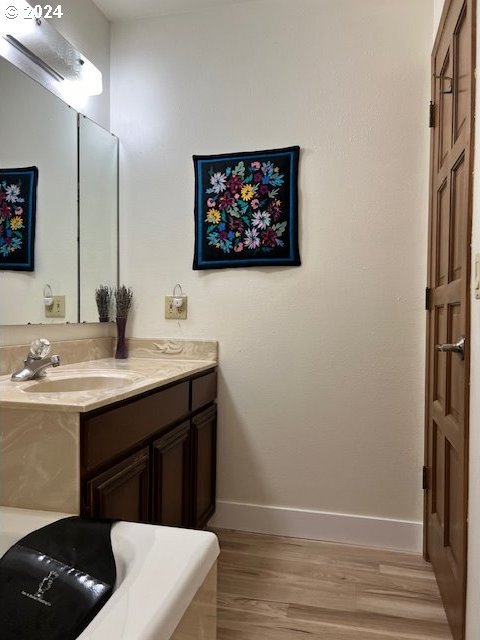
[0,337,115,376]
[0,337,218,376]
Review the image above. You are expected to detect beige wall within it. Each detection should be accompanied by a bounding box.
[111,0,432,529]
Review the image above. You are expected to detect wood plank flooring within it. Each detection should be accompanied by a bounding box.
[213,529,452,640]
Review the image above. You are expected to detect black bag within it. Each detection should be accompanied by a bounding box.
[0,516,116,640]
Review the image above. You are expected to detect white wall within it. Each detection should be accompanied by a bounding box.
[111,0,433,540]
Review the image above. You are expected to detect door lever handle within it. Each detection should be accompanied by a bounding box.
[435,336,465,360]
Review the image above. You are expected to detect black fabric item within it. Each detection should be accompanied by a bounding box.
[0,516,116,640]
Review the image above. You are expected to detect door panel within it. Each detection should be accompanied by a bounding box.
[454,4,469,139]
[451,155,466,280]
[439,50,453,168]
[192,406,217,528]
[425,1,474,639]
[152,421,191,527]
[434,305,447,405]
[87,448,150,522]
[436,178,450,286]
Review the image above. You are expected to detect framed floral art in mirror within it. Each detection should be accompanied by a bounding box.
[193,146,300,269]
[0,166,38,271]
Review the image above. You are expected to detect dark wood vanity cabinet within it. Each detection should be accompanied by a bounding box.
[80,369,217,529]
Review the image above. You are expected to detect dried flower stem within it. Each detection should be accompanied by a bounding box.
[115,285,133,318]
[95,285,112,321]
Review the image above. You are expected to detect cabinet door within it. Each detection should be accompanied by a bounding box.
[87,448,149,522]
[152,421,191,527]
[192,406,217,528]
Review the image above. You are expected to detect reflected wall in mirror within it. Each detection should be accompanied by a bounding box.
[0,56,78,324]
[79,116,118,323]
[0,56,119,326]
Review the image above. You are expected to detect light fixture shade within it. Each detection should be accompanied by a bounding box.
[0,0,102,96]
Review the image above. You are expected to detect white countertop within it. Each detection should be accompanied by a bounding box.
[0,357,216,413]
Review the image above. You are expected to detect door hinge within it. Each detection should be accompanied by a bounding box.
[429,101,435,128]
[425,287,432,311]
[422,466,429,491]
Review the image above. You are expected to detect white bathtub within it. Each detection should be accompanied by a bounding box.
[0,507,219,640]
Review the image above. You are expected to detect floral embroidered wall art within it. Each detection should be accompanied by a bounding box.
[193,147,300,269]
[0,167,38,271]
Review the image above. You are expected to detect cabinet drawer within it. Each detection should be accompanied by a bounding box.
[83,382,189,472]
[191,370,217,412]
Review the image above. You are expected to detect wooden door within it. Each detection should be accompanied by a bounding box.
[87,447,150,522]
[192,405,217,528]
[425,1,475,638]
[152,421,191,527]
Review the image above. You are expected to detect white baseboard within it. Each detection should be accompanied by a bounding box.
[209,501,423,553]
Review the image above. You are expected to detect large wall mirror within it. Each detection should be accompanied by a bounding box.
[79,116,118,323]
[0,56,118,325]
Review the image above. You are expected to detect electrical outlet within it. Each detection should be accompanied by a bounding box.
[45,295,65,318]
[165,296,187,320]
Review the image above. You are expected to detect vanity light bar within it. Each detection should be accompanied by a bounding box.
[4,34,64,81]
[0,1,102,96]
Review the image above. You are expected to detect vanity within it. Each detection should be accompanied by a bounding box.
[0,34,220,640]
[0,46,217,528]
[0,339,218,530]
[82,365,217,528]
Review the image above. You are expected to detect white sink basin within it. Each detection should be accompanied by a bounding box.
[22,371,140,393]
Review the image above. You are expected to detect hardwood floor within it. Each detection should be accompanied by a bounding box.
[214,529,452,640]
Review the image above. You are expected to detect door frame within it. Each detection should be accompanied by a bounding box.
[423,0,476,634]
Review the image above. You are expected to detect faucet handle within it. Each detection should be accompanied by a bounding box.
[30,338,51,360]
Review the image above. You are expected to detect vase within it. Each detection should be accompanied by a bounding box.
[115,316,128,359]
[99,316,109,323]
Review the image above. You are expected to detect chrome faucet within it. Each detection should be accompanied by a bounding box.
[11,339,61,381]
